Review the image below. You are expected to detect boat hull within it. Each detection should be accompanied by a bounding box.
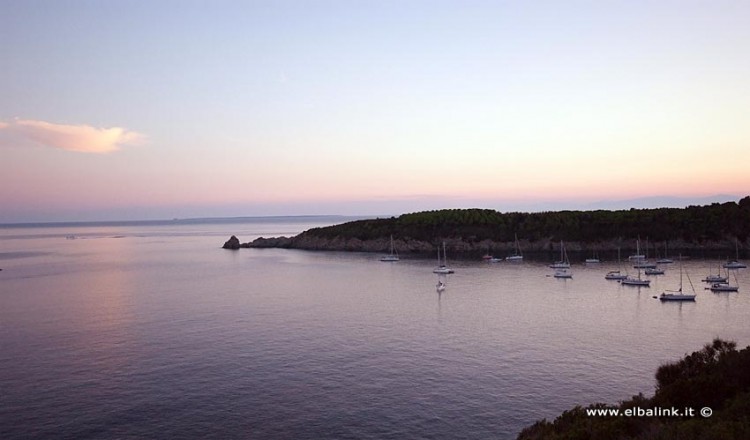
[621,279,650,286]
[660,294,696,301]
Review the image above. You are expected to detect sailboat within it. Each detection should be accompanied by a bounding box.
[585,251,600,264]
[605,247,628,280]
[723,238,747,269]
[506,234,524,261]
[659,256,696,301]
[552,241,572,278]
[702,261,727,283]
[709,270,739,292]
[628,236,646,261]
[645,267,665,275]
[657,241,674,264]
[621,267,650,286]
[632,238,656,268]
[549,241,571,268]
[433,242,455,274]
[380,235,400,262]
[621,243,650,286]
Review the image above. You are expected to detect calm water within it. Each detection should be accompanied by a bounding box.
[2,218,750,439]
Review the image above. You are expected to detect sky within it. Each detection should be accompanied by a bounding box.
[1,1,749,222]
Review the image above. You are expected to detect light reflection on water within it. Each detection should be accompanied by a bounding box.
[1,221,749,439]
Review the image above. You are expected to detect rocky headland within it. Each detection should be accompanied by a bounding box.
[223,197,750,259]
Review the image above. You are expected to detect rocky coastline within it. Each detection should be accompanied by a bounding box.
[223,199,750,259]
[226,234,747,260]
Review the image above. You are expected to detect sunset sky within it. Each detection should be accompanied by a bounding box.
[2,1,749,222]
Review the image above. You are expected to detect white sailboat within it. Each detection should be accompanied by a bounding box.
[551,241,572,277]
[645,267,665,275]
[709,270,739,292]
[621,244,650,287]
[585,246,600,264]
[723,239,747,269]
[549,241,571,268]
[659,257,696,301]
[628,237,646,261]
[702,261,727,283]
[632,238,656,268]
[585,255,601,264]
[605,246,628,280]
[433,242,455,274]
[656,241,673,264]
[380,235,400,262]
[506,234,524,261]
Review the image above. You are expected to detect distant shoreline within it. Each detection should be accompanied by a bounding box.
[0,215,373,229]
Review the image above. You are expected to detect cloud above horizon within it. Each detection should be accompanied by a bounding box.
[0,119,144,153]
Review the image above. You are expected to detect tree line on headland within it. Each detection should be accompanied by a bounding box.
[517,339,750,440]
[242,196,750,258]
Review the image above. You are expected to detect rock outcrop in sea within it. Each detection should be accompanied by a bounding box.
[222,235,241,250]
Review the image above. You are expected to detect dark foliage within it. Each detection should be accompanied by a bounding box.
[300,197,750,245]
[517,339,750,440]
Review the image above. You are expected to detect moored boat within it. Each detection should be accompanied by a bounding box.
[659,257,696,301]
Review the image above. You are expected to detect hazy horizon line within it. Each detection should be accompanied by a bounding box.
[2,194,745,227]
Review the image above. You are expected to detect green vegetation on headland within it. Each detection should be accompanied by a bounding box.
[237,197,750,257]
[517,339,750,440]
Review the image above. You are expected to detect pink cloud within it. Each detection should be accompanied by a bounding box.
[0,119,144,153]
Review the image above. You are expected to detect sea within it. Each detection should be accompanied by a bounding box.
[1,216,749,440]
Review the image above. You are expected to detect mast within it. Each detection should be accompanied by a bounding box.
[515,233,522,256]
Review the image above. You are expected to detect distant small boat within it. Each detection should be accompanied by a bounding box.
[628,238,645,261]
[660,258,695,301]
[549,240,571,269]
[506,234,524,261]
[585,248,600,264]
[433,242,455,274]
[553,268,572,278]
[605,270,628,280]
[656,241,674,264]
[702,274,728,283]
[702,261,727,283]
[621,277,650,287]
[710,282,738,292]
[605,247,627,280]
[708,270,739,292]
[633,261,657,269]
[380,235,400,262]
[621,257,651,286]
[645,267,664,275]
[723,239,746,268]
